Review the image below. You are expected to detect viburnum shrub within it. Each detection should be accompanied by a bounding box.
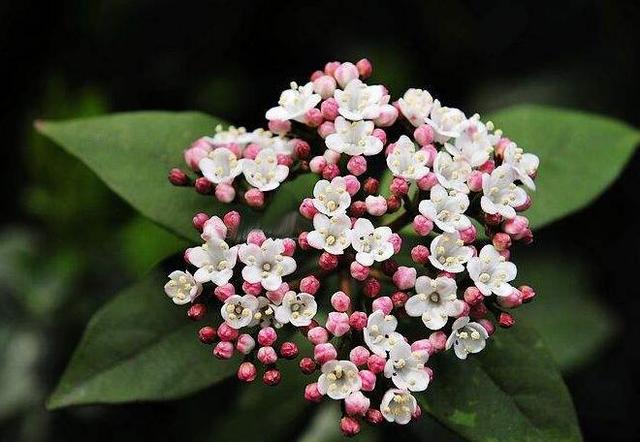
[164,59,540,436]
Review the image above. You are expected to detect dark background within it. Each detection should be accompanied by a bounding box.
[1,1,639,441]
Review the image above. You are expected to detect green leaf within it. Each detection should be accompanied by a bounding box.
[422,326,581,441]
[515,246,617,372]
[488,105,640,230]
[47,270,237,409]
[35,112,316,243]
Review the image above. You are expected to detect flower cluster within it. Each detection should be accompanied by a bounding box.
[166,59,539,436]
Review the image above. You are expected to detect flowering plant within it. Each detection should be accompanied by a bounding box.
[164,59,539,435]
[36,58,640,441]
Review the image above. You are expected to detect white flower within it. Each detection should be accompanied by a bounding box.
[428,231,473,273]
[418,185,471,233]
[198,147,243,184]
[221,294,260,329]
[425,100,467,143]
[446,316,489,360]
[384,341,430,392]
[325,116,383,156]
[317,360,362,400]
[502,142,539,190]
[480,165,528,219]
[386,135,429,180]
[312,176,351,216]
[334,79,387,121]
[445,116,497,167]
[187,240,238,284]
[467,245,517,297]
[274,291,317,327]
[164,270,202,305]
[251,296,280,328]
[380,389,417,425]
[405,276,464,330]
[307,213,352,255]
[433,151,472,193]
[397,88,433,127]
[265,81,321,122]
[241,148,289,191]
[351,218,394,266]
[208,125,253,148]
[238,238,296,291]
[363,310,405,357]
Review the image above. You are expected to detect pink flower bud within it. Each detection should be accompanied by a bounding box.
[428,331,447,353]
[323,149,341,165]
[282,238,296,256]
[213,341,234,359]
[470,302,488,319]
[298,231,310,250]
[463,286,484,306]
[255,326,276,346]
[417,172,438,191]
[413,215,434,236]
[372,296,393,315]
[317,121,336,138]
[265,283,288,305]
[347,155,367,176]
[414,124,435,146]
[277,153,293,167]
[411,245,430,264]
[247,229,266,246]
[320,97,339,121]
[340,416,361,437]
[363,277,381,298]
[331,291,351,312]
[382,259,399,276]
[198,326,217,344]
[184,145,210,171]
[214,182,235,203]
[365,195,387,216]
[299,357,317,374]
[267,119,291,135]
[304,382,323,402]
[192,212,209,232]
[349,311,368,331]
[459,225,477,244]
[313,74,337,99]
[242,281,262,296]
[389,234,402,253]
[485,212,503,225]
[307,326,329,345]
[310,70,324,81]
[187,303,207,321]
[300,275,320,295]
[350,261,370,281]
[326,312,350,337]
[223,210,241,235]
[366,355,386,375]
[334,62,359,87]
[257,346,278,365]
[515,195,532,212]
[393,266,417,290]
[314,342,337,364]
[356,58,373,79]
[201,216,227,241]
[244,188,265,208]
[478,318,496,336]
[498,289,523,309]
[237,361,257,382]
[168,168,189,186]
[502,215,529,238]
[389,177,409,196]
[345,391,371,416]
[492,232,512,251]
[372,128,387,144]
[325,61,341,75]
[279,341,299,359]
[236,334,256,354]
[309,155,327,174]
[392,291,409,309]
[374,104,399,127]
[304,108,323,128]
[519,285,536,303]
[411,339,434,356]
[195,177,213,194]
[217,323,239,342]
[349,346,371,366]
[319,252,339,270]
[349,201,366,217]
[321,163,340,180]
[343,174,361,196]
[263,369,281,386]
[413,404,423,420]
[499,312,515,328]
[468,170,484,192]
[478,160,495,174]
[365,409,384,425]
[299,198,318,219]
